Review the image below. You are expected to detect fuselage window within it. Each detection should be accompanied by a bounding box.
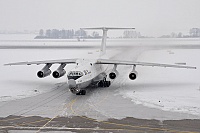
[67,71,83,80]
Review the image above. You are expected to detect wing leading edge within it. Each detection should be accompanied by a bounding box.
[96,59,196,69]
[4,58,197,69]
[4,59,77,66]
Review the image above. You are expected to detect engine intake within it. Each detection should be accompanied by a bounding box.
[129,70,138,80]
[53,69,66,78]
[52,63,66,78]
[109,70,119,79]
[37,64,52,78]
[37,69,51,78]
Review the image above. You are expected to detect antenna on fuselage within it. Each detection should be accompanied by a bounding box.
[81,27,135,56]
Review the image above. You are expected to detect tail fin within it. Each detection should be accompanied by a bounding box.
[81,27,135,57]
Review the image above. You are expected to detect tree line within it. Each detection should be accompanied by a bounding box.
[35,29,100,39]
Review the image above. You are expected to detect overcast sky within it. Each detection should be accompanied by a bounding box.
[0,0,200,37]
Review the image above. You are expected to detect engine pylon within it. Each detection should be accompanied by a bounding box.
[109,64,119,79]
[129,65,138,80]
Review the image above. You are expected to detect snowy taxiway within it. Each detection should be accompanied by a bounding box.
[0,37,200,132]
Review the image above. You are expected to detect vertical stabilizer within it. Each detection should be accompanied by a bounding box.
[100,27,107,56]
[81,27,135,57]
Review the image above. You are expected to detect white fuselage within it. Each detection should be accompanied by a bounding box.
[67,59,108,94]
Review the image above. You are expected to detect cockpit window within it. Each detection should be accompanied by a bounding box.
[67,71,83,80]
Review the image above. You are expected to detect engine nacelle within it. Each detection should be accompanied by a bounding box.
[129,70,138,80]
[37,69,51,78]
[52,69,66,78]
[52,63,66,78]
[109,70,119,79]
[37,63,52,78]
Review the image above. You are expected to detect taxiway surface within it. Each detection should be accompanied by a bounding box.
[0,38,200,132]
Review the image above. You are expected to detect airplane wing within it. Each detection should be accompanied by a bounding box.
[96,59,196,69]
[4,59,77,66]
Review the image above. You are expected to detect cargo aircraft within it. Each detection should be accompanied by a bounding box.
[5,27,196,95]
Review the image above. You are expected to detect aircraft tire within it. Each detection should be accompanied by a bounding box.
[103,82,106,87]
[108,81,111,86]
[81,90,86,95]
[107,81,111,87]
[98,81,103,87]
[105,81,108,87]
[76,90,86,95]
[101,81,103,87]
[103,81,110,87]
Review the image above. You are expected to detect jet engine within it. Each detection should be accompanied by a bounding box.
[52,64,66,78]
[53,69,66,78]
[129,70,138,80]
[37,64,52,78]
[129,65,138,80]
[109,65,119,79]
[109,70,119,79]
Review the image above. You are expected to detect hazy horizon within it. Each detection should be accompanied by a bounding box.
[0,0,200,37]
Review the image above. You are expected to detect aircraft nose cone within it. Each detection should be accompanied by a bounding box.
[68,79,76,88]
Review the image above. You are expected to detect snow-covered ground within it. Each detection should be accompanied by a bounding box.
[0,48,105,101]
[0,35,200,117]
[118,49,200,116]
[0,35,119,102]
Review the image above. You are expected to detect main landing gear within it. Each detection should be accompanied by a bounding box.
[76,78,111,95]
[98,78,111,87]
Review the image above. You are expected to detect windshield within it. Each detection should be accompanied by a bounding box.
[67,71,83,80]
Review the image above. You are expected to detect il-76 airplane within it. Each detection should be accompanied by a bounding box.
[5,27,196,95]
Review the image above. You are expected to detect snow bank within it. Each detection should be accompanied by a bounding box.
[119,49,200,116]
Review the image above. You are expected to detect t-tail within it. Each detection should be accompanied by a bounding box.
[81,27,135,57]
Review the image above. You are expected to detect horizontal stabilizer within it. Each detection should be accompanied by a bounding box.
[81,27,135,57]
[81,27,135,30]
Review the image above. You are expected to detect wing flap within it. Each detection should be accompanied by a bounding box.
[96,59,196,69]
[4,59,77,66]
